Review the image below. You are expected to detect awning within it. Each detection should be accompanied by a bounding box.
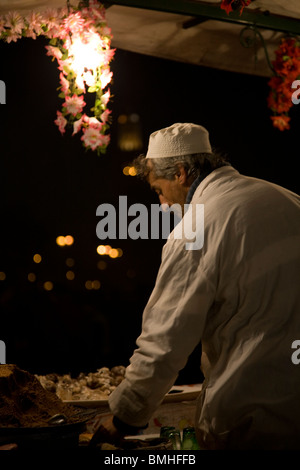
[0,0,299,76]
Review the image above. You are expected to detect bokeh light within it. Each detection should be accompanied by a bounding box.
[66,270,75,280]
[33,254,42,263]
[27,273,36,282]
[43,281,53,291]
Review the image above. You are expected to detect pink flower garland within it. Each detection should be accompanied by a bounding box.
[0,1,114,155]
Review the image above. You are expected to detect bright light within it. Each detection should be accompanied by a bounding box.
[56,235,74,246]
[64,235,74,246]
[56,236,66,246]
[109,248,118,259]
[128,166,137,176]
[97,245,123,258]
[69,34,103,88]
[97,245,106,255]
[33,254,42,263]
[123,166,137,176]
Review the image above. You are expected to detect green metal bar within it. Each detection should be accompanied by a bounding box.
[103,0,300,35]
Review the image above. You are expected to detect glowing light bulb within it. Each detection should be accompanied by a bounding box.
[69,34,104,88]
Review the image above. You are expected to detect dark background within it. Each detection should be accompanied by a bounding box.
[0,34,299,382]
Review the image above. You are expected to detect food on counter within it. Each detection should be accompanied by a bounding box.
[36,365,126,401]
[0,364,80,428]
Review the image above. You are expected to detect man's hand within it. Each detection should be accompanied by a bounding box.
[89,415,124,447]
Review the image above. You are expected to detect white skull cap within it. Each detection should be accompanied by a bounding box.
[146,122,212,159]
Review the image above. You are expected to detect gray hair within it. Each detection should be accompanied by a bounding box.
[132,150,228,182]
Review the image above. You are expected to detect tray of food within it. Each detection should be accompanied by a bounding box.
[36,366,202,407]
[35,366,126,408]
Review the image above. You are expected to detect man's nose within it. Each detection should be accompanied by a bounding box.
[159,194,168,206]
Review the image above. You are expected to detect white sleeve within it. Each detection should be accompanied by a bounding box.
[108,236,216,428]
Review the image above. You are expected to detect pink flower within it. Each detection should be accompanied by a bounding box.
[100,69,112,89]
[81,126,108,150]
[72,115,84,135]
[84,116,102,129]
[63,94,86,116]
[5,30,21,43]
[24,12,43,39]
[45,24,61,39]
[42,8,61,30]
[42,8,64,38]
[45,45,63,60]
[103,48,115,65]
[80,2,106,23]
[63,12,85,35]
[5,11,25,35]
[24,28,37,40]
[100,109,111,124]
[97,48,114,67]
[57,7,70,20]
[57,58,72,74]
[101,89,110,106]
[54,111,68,134]
[59,73,69,94]
[102,26,112,36]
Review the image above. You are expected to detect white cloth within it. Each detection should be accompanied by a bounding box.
[109,166,300,450]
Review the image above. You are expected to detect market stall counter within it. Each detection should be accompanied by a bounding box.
[0,364,202,450]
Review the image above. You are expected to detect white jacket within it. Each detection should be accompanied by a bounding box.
[109,166,300,449]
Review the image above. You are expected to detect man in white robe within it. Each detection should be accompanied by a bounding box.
[91,123,300,450]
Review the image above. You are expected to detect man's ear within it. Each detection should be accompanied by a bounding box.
[176,165,188,185]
